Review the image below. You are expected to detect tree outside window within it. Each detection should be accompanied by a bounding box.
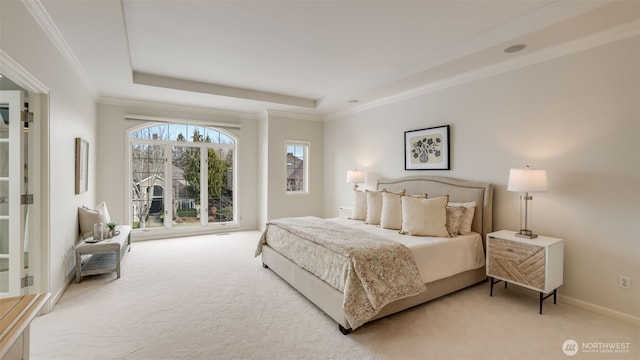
[130,124,236,230]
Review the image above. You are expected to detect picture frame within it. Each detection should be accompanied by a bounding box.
[404,125,450,170]
[75,137,89,194]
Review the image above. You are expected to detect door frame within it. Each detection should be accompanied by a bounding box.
[1,49,51,311]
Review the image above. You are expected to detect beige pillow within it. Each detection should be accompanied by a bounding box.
[78,202,111,239]
[380,191,403,230]
[366,189,405,225]
[350,190,367,221]
[380,193,427,230]
[448,201,476,234]
[365,190,383,225]
[400,196,449,237]
[445,206,467,237]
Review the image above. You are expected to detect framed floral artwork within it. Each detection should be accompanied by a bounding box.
[404,125,450,170]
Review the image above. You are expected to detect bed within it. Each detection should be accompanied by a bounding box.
[256,176,493,334]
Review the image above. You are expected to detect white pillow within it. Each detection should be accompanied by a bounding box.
[350,190,367,221]
[365,190,383,225]
[448,201,476,234]
[366,189,405,225]
[380,191,403,230]
[78,202,111,239]
[400,196,449,237]
[380,193,427,230]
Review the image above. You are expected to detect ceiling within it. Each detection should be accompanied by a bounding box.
[39,0,638,116]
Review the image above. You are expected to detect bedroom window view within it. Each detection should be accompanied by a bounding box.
[286,142,308,193]
[129,124,236,231]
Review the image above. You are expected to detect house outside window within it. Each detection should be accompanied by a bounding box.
[129,123,237,231]
[286,141,309,194]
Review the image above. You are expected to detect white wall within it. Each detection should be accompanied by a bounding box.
[97,100,260,236]
[1,1,98,306]
[261,111,324,225]
[324,36,640,318]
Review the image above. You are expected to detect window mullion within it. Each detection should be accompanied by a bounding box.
[200,144,208,225]
[165,144,172,229]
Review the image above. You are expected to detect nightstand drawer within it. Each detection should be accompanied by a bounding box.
[488,238,546,290]
[486,230,564,314]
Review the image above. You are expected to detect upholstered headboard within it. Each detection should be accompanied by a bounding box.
[376,176,494,244]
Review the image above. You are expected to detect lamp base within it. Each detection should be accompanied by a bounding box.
[515,230,538,239]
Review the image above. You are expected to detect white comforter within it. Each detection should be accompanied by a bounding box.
[329,217,486,283]
[257,217,486,329]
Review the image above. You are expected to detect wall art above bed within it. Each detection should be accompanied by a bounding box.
[404,125,450,170]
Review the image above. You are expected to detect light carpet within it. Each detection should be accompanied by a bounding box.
[31,231,639,359]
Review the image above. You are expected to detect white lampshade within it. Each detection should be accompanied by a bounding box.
[346,169,365,184]
[507,167,548,193]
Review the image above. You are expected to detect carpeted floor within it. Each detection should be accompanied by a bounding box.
[31,231,638,359]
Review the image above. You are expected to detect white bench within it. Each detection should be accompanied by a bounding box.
[74,225,131,283]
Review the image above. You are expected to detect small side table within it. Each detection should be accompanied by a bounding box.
[486,230,564,314]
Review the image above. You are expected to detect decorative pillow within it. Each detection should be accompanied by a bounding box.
[78,202,111,239]
[381,192,428,230]
[380,191,403,230]
[445,206,467,237]
[365,190,383,225]
[350,190,367,221]
[448,201,476,234]
[400,195,449,237]
[366,189,405,225]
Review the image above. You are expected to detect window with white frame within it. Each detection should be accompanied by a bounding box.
[285,141,309,193]
[129,123,237,231]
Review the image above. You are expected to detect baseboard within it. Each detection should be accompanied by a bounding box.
[494,284,639,326]
[559,295,640,326]
[43,270,75,315]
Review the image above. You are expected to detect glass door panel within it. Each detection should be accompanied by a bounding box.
[207,148,233,224]
[131,143,165,230]
[0,90,24,296]
[0,109,8,292]
[172,145,200,227]
[22,112,29,271]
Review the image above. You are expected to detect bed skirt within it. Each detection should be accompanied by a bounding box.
[261,244,486,331]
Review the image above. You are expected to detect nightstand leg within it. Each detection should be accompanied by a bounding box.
[539,292,543,314]
[490,277,503,296]
[539,289,558,314]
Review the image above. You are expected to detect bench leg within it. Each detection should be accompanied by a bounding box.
[116,248,121,279]
[75,251,82,283]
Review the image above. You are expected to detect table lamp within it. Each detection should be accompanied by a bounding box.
[346,169,365,190]
[507,165,548,239]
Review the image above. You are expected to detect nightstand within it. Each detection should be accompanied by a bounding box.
[486,230,564,314]
[338,206,353,219]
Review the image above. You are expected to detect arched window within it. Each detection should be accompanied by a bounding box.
[128,123,237,231]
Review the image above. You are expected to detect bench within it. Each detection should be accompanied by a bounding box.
[74,225,131,283]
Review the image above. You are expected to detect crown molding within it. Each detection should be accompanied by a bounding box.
[0,49,49,93]
[22,0,98,98]
[98,96,258,121]
[265,109,323,122]
[327,20,639,120]
[133,71,317,109]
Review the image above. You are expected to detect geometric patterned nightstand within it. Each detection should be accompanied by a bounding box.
[486,230,564,314]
